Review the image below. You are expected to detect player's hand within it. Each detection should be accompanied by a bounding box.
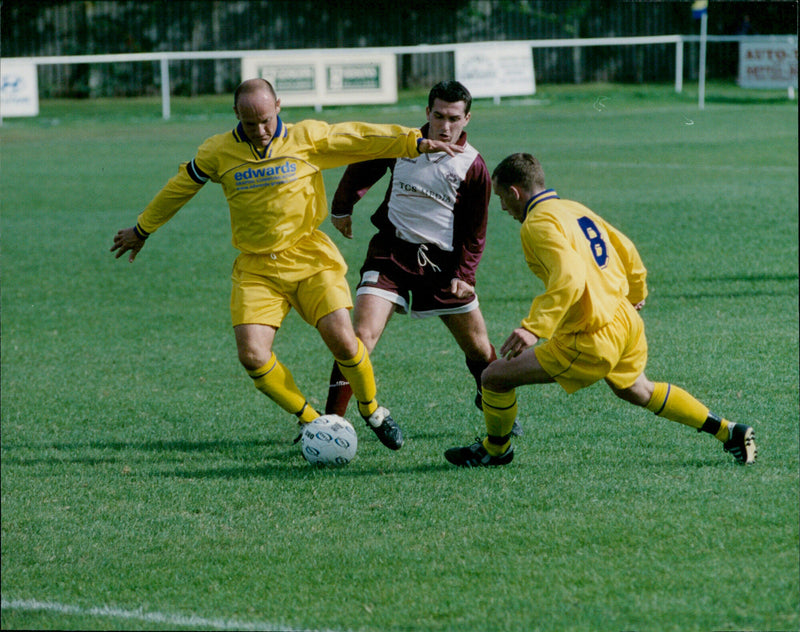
[331,215,353,239]
[110,226,146,263]
[448,278,475,299]
[500,328,539,360]
[418,138,464,157]
[633,300,646,311]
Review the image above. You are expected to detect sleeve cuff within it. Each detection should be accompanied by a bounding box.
[133,224,150,240]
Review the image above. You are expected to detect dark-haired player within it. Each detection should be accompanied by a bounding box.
[324,81,520,436]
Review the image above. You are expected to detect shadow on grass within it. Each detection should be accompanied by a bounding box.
[0,437,281,467]
[1,436,456,478]
[168,459,454,480]
[2,433,745,478]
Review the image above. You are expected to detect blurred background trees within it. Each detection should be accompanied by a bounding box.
[2,0,795,97]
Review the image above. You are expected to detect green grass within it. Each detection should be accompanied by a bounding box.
[2,82,798,631]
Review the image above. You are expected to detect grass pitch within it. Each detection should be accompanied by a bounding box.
[1,83,798,631]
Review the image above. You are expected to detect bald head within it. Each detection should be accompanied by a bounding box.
[233,79,281,148]
[234,78,277,107]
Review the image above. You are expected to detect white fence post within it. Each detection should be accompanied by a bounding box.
[698,12,708,110]
[160,57,171,120]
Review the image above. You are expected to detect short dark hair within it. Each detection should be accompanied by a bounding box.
[234,78,277,107]
[428,80,472,114]
[492,153,546,191]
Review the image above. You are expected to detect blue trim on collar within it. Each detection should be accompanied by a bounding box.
[233,116,287,158]
[233,122,246,142]
[273,115,286,139]
[525,189,559,218]
[234,116,286,142]
[261,116,286,158]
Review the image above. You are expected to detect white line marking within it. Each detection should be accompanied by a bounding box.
[1,598,335,632]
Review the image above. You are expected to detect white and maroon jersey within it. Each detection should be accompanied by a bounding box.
[331,125,490,285]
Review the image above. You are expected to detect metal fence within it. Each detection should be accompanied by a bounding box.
[2,0,796,98]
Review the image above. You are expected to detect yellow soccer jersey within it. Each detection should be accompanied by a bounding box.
[136,118,422,254]
[519,189,648,339]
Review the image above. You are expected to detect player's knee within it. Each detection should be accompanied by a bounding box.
[481,364,510,393]
[612,387,640,405]
[462,340,494,363]
[324,335,358,361]
[237,346,268,371]
[353,325,381,353]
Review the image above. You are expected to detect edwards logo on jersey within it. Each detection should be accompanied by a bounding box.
[233,160,298,190]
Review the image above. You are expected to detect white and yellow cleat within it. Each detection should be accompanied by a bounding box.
[723,423,757,465]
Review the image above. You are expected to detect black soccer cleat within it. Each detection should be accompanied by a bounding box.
[444,439,514,467]
[363,406,404,451]
[723,423,757,465]
[293,421,309,445]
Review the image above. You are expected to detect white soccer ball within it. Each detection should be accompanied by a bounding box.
[301,415,358,466]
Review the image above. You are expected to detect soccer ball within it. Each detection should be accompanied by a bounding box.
[300,415,358,466]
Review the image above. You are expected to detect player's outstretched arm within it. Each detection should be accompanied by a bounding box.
[110,226,146,263]
[418,138,464,157]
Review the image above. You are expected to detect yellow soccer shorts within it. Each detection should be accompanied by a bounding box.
[534,299,648,394]
[230,230,353,328]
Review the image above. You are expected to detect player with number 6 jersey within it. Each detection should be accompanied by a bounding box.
[445,152,757,468]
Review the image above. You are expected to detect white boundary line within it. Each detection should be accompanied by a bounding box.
[1,598,337,632]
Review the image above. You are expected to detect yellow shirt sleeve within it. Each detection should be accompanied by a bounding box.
[136,164,205,235]
[135,120,422,251]
[604,221,648,305]
[520,216,586,339]
[295,120,422,170]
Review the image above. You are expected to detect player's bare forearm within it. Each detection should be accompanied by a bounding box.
[500,328,539,359]
[110,226,146,263]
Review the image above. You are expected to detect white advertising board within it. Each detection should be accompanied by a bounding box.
[739,40,798,89]
[1,60,39,117]
[455,44,535,100]
[242,53,396,107]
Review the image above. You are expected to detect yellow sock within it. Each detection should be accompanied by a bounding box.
[645,382,730,441]
[247,353,319,423]
[481,388,517,456]
[335,338,378,418]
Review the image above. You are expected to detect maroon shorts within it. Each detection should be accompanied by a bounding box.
[356,233,478,318]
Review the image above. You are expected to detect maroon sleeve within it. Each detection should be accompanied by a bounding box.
[452,154,491,287]
[330,158,394,216]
